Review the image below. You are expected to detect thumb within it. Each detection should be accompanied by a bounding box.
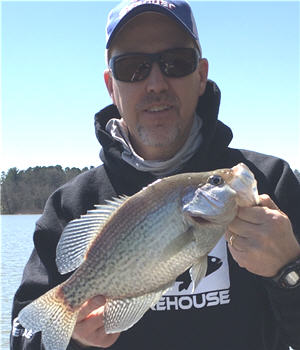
[258,194,279,210]
[77,296,106,322]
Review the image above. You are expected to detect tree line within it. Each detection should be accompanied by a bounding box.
[1,166,299,215]
[1,165,94,214]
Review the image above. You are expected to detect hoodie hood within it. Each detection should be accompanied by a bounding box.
[94,80,233,195]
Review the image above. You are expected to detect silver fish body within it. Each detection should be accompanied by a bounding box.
[18,163,259,350]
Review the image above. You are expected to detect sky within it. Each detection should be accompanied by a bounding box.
[1,0,300,173]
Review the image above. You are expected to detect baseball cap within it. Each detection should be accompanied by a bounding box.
[105,0,201,55]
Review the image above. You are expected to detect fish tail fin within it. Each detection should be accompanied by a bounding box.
[18,285,79,350]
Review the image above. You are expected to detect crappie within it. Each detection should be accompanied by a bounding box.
[18,163,259,350]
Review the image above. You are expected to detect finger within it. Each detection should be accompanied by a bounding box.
[77,296,106,322]
[74,310,120,349]
[225,231,246,252]
[236,205,275,225]
[84,328,121,348]
[236,195,279,225]
[227,244,248,269]
[258,194,279,210]
[228,216,259,238]
[75,305,105,336]
[258,194,288,219]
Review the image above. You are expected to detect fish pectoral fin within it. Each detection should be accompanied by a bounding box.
[104,285,171,334]
[189,256,208,293]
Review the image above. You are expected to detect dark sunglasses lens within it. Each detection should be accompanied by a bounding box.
[113,55,151,82]
[160,48,197,77]
[111,48,198,82]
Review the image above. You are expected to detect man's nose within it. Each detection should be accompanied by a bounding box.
[145,63,169,93]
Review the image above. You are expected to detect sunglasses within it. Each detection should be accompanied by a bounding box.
[109,47,200,83]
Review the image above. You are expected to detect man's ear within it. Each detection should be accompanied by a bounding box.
[104,69,115,102]
[198,58,209,96]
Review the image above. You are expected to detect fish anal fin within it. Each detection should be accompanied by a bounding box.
[104,285,171,334]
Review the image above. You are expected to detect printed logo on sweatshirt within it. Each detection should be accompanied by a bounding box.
[12,318,33,339]
[151,236,231,311]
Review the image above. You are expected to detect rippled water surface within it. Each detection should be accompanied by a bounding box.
[1,215,40,350]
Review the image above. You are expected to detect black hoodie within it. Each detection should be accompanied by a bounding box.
[11,81,300,350]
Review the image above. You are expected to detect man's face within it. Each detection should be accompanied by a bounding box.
[104,12,208,161]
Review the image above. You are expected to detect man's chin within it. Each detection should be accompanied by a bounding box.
[138,128,179,149]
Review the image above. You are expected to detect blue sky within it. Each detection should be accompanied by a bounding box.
[1,1,300,172]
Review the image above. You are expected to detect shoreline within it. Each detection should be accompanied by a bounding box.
[1,212,42,215]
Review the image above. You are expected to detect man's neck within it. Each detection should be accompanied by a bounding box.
[130,137,188,161]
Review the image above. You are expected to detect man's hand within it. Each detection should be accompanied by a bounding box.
[225,194,300,277]
[72,296,120,348]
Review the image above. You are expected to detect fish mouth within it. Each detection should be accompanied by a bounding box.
[189,215,210,225]
[189,213,232,227]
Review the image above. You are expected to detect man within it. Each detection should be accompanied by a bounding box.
[11,1,300,349]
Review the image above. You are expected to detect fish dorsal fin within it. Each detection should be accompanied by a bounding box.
[104,284,172,334]
[56,196,129,274]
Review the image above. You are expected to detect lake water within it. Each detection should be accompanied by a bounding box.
[1,214,41,350]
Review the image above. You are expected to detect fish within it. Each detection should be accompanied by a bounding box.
[18,162,259,350]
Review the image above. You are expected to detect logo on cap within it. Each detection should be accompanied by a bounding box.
[119,0,176,18]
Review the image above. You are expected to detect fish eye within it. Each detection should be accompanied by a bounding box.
[208,175,224,186]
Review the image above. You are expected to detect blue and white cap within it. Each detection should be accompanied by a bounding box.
[106,0,201,55]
